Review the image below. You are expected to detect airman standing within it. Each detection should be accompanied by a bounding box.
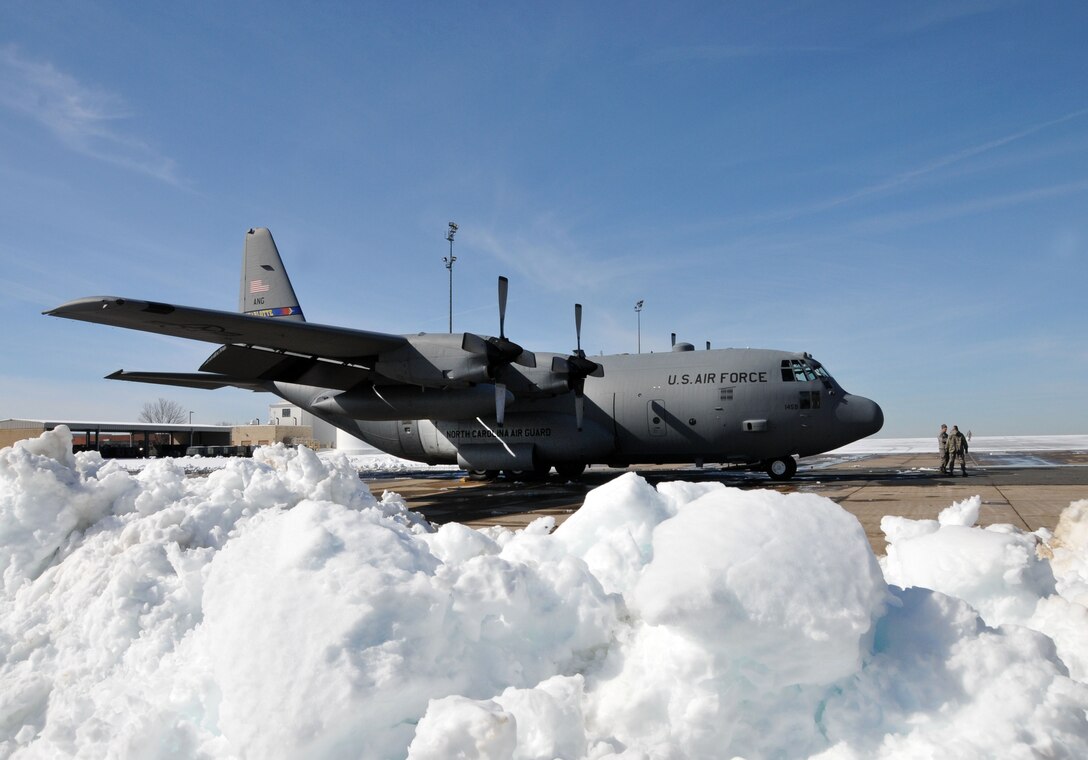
[947,425,968,476]
[938,424,949,474]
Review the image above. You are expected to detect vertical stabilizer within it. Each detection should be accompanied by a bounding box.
[239,228,305,321]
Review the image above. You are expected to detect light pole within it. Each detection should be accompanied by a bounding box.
[634,300,644,354]
[444,222,458,333]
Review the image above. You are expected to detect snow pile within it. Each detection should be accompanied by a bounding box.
[2,427,1088,758]
[109,450,456,475]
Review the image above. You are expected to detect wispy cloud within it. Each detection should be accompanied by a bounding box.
[890,0,1020,36]
[646,44,840,65]
[847,178,1088,234]
[469,220,663,295]
[743,108,1088,227]
[0,45,180,184]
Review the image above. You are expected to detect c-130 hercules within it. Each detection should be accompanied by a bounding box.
[46,228,883,480]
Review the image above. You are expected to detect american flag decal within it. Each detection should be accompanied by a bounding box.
[249,279,271,293]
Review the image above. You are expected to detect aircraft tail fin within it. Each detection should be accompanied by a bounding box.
[239,227,305,322]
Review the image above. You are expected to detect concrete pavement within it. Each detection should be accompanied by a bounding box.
[365,450,1088,555]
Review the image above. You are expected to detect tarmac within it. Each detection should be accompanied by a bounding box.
[363,449,1088,555]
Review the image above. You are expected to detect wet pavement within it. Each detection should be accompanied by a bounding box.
[362,450,1088,555]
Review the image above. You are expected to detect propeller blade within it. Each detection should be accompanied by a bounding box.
[462,332,489,354]
[514,350,537,368]
[575,304,583,355]
[575,391,584,431]
[495,382,507,426]
[498,276,509,339]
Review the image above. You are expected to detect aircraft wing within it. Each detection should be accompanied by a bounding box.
[105,369,269,391]
[45,296,408,361]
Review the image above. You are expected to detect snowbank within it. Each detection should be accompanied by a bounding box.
[108,450,458,475]
[2,427,1088,758]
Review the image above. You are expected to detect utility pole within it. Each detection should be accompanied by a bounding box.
[635,300,644,354]
[444,222,458,332]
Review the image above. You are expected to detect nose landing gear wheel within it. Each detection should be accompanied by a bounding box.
[764,456,797,481]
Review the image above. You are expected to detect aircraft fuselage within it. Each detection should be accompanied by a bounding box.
[271,346,882,476]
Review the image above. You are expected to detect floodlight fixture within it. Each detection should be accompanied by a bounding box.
[444,222,459,332]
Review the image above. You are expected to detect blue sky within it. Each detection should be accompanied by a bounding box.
[1,1,1085,437]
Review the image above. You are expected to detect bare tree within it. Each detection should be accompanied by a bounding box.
[139,398,187,424]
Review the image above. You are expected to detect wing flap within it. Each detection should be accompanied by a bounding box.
[200,344,375,390]
[46,297,408,360]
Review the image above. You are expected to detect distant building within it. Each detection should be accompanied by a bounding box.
[2,399,379,457]
[0,418,232,457]
[231,423,314,449]
[228,401,328,450]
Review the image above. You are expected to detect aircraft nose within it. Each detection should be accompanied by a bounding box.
[836,394,884,438]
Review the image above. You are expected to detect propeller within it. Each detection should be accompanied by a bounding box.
[488,277,535,368]
[551,303,603,430]
[460,276,537,425]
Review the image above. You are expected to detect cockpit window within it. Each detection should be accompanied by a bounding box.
[780,359,825,382]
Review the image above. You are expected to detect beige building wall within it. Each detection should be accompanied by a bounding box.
[0,424,47,449]
[231,424,317,448]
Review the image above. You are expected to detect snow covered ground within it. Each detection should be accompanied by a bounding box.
[108,448,456,475]
[105,434,1088,476]
[3,426,1088,758]
[830,434,1088,454]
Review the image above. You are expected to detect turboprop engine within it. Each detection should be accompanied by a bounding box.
[312,384,513,421]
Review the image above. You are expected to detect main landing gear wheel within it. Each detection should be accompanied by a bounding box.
[764,456,797,481]
[554,463,586,479]
[466,469,499,481]
[503,467,548,482]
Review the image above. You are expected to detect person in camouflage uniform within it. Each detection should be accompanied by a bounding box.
[946,424,968,476]
[938,424,949,474]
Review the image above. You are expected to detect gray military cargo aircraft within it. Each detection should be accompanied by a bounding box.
[46,228,883,480]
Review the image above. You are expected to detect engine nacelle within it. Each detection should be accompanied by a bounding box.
[498,357,572,396]
[312,384,512,421]
[371,333,488,388]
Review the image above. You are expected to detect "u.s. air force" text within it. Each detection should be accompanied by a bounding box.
[667,371,768,385]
